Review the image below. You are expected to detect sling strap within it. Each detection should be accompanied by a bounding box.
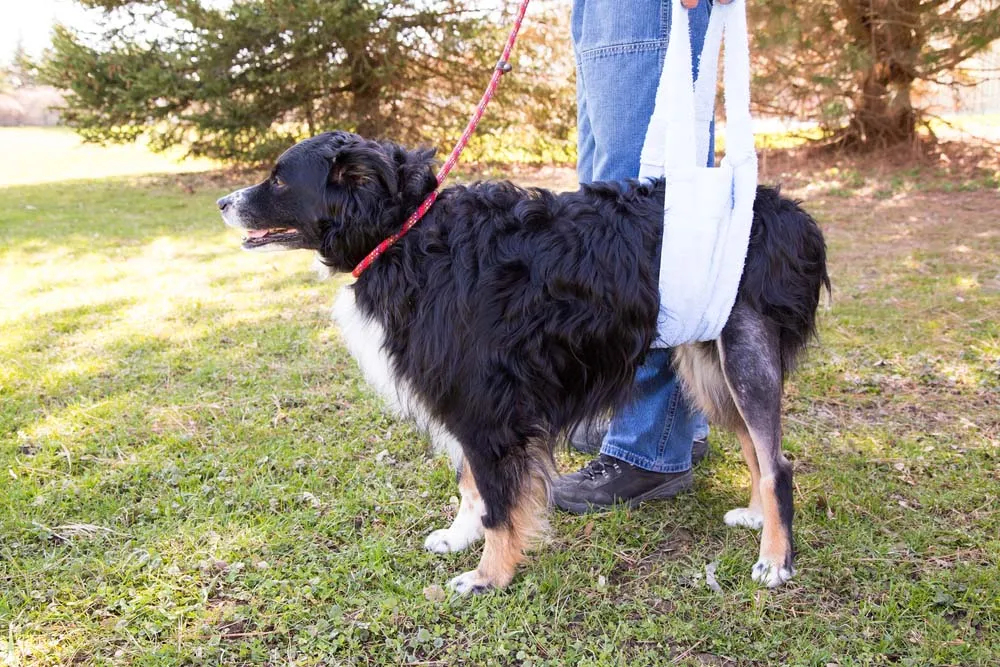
[638,0,758,346]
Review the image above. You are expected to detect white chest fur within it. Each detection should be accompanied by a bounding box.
[333,286,406,413]
[332,287,464,468]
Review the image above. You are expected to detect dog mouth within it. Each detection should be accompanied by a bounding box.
[240,227,301,250]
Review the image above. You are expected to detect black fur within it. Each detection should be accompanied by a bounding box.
[740,187,831,378]
[220,131,829,566]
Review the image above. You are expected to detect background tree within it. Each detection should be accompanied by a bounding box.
[749,0,1000,150]
[40,0,575,165]
[6,40,39,90]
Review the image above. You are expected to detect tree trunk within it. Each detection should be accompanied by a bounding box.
[833,65,917,150]
[829,0,922,151]
[348,50,383,138]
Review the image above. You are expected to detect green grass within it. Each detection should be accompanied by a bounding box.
[1,132,999,665]
[0,128,217,186]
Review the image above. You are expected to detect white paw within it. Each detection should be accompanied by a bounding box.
[751,558,795,588]
[724,507,764,530]
[424,528,480,554]
[446,570,492,595]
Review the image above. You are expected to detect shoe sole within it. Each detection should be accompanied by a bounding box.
[553,469,694,515]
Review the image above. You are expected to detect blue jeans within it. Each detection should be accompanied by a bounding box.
[573,0,710,473]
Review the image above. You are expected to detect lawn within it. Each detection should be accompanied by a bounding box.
[0,128,217,187]
[1,130,998,665]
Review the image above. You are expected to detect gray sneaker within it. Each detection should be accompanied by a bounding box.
[553,438,709,514]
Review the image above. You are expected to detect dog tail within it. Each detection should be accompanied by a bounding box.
[740,186,831,379]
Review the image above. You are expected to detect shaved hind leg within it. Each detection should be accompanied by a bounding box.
[673,343,764,532]
[718,304,796,587]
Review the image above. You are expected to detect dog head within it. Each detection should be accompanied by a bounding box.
[217,131,437,271]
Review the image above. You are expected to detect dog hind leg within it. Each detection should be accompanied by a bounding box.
[672,343,763,530]
[718,303,796,587]
[424,459,486,554]
[722,426,765,529]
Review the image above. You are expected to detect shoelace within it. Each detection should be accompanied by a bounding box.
[581,457,622,480]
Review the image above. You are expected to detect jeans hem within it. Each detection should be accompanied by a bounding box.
[600,443,692,474]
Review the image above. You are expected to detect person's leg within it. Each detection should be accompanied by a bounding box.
[571,0,595,185]
[601,349,694,472]
[556,0,710,513]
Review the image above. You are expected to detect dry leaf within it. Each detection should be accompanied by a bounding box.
[423,584,447,602]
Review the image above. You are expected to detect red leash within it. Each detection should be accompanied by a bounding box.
[352,0,532,278]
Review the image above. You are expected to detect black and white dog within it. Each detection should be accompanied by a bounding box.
[218,131,829,593]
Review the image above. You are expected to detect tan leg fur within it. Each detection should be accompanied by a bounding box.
[447,463,549,594]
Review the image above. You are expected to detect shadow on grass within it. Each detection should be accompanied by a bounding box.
[3,166,1000,665]
[3,277,336,422]
[0,172,241,253]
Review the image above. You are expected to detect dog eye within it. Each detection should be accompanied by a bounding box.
[271,175,286,188]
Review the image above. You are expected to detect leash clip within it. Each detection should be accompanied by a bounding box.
[496,60,513,73]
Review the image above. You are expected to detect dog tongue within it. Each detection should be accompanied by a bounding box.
[246,229,270,239]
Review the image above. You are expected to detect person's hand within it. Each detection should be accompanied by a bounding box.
[681,0,734,8]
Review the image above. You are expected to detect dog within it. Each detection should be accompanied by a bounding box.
[217,130,829,593]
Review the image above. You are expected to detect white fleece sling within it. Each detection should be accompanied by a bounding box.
[638,0,758,348]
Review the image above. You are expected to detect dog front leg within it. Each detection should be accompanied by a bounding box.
[446,453,549,595]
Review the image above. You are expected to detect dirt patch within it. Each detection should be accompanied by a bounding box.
[813,190,1000,268]
[759,139,1000,191]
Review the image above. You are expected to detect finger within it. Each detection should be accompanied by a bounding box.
[680,0,699,8]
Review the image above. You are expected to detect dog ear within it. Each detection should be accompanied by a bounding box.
[414,147,437,163]
[400,147,438,199]
[328,146,375,185]
[326,139,399,198]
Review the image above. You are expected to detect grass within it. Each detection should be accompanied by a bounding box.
[1,129,999,665]
[0,128,217,186]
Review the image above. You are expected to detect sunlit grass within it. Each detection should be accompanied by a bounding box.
[927,113,1000,139]
[1,139,998,665]
[0,127,217,186]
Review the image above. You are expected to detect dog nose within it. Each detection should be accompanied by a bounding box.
[217,196,231,211]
